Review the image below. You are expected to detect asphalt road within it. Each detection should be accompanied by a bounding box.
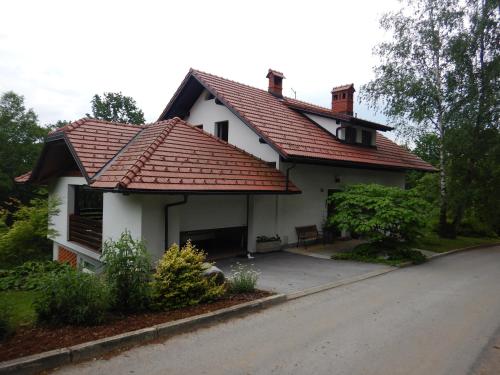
[55,246,500,375]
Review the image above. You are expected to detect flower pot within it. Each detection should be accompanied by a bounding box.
[255,240,281,253]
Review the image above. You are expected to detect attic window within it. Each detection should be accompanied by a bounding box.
[215,121,229,142]
[362,130,372,146]
[342,93,346,99]
[345,127,357,144]
[205,92,214,100]
[333,94,338,100]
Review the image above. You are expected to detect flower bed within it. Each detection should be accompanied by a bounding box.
[0,290,271,362]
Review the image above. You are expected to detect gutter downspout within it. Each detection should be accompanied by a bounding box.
[285,163,296,192]
[164,194,188,250]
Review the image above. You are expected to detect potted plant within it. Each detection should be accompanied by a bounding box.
[255,235,281,253]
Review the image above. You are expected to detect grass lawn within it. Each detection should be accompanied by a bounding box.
[415,234,500,253]
[0,291,37,328]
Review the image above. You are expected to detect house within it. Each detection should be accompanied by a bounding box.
[17,68,434,270]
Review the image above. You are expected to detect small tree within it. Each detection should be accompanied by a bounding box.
[89,92,145,125]
[152,241,224,310]
[0,197,59,268]
[101,231,152,312]
[328,184,430,245]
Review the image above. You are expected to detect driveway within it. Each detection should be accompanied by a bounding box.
[216,251,391,294]
[55,246,500,375]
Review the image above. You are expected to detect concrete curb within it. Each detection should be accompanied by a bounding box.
[0,294,286,375]
[426,242,500,260]
[286,267,395,300]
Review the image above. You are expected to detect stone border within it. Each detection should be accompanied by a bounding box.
[0,294,286,375]
[426,242,500,260]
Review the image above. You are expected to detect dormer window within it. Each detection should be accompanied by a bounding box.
[345,127,357,144]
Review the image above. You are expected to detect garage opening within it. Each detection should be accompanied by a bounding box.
[180,226,247,260]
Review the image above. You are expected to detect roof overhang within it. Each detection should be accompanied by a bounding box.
[24,132,90,184]
[287,104,393,132]
[282,155,437,173]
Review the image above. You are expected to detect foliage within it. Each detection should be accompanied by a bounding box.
[101,231,152,312]
[333,241,426,266]
[256,235,280,243]
[0,291,37,328]
[328,184,430,243]
[88,92,145,125]
[228,263,259,293]
[362,0,499,237]
[0,91,49,207]
[0,261,71,291]
[35,268,110,326]
[152,241,225,310]
[0,197,60,268]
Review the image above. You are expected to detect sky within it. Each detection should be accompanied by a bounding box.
[1,0,401,136]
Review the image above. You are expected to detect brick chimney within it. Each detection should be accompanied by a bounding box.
[331,84,355,115]
[266,69,285,98]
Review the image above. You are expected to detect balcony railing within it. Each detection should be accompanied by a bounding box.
[69,214,102,251]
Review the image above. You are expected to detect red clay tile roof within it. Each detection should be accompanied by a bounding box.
[91,118,299,192]
[51,118,145,178]
[161,69,435,172]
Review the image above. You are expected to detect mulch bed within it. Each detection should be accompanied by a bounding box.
[0,290,271,362]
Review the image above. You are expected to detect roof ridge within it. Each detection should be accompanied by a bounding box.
[49,117,146,135]
[117,118,179,188]
[191,69,271,96]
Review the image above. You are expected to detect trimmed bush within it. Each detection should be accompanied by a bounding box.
[228,263,259,293]
[152,241,225,310]
[35,268,110,326]
[101,231,152,312]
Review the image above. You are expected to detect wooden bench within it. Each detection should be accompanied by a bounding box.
[295,225,322,248]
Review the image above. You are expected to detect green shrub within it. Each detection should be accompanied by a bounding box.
[152,241,225,310]
[35,268,110,326]
[333,240,426,265]
[0,197,60,268]
[328,184,430,244]
[0,260,72,291]
[228,263,259,293]
[101,231,152,312]
[0,303,12,340]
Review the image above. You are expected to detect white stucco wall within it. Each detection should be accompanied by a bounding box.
[274,163,405,245]
[102,192,143,243]
[185,90,280,165]
[304,113,377,146]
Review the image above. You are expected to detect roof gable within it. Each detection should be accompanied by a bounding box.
[159,69,435,172]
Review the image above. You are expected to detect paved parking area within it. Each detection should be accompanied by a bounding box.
[216,251,392,294]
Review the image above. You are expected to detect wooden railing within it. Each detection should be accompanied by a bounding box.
[69,214,102,251]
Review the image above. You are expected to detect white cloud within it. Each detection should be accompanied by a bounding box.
[0,0,400,138]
